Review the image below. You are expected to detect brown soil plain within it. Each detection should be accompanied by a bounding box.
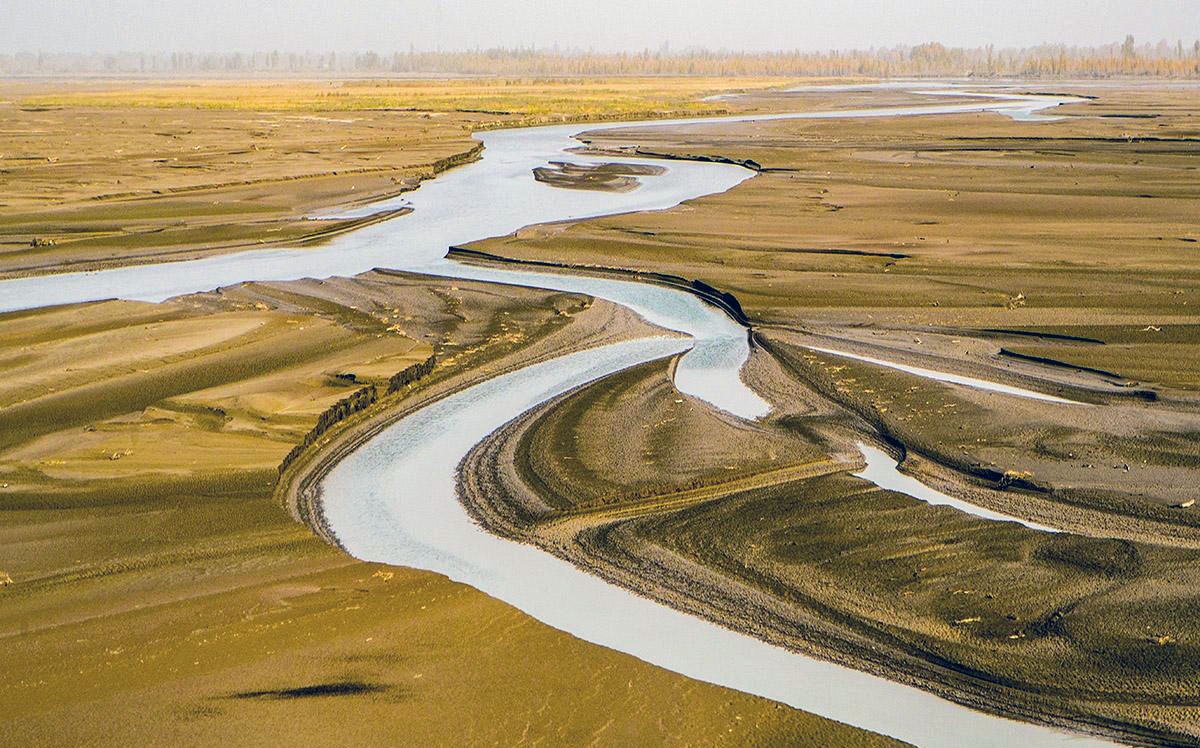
[0,78,906,748]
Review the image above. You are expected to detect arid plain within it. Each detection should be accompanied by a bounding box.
[2,76,1198,747]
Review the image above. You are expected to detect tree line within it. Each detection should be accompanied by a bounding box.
[4,39,1200,78]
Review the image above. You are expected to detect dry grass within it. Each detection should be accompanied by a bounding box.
[16,76,791,118]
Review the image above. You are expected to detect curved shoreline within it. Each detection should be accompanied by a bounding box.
[278,294,667,536]
[446,245,753,326]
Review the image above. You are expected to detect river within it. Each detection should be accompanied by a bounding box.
[0,87,1117,746]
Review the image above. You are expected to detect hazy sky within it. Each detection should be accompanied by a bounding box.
[3,0,1198,53]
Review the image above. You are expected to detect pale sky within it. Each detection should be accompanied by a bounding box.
[2,0,1197,53]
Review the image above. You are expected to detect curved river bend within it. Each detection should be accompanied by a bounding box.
[0,89,1114,746]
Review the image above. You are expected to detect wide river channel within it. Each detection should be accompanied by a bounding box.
[0,88,1117,746]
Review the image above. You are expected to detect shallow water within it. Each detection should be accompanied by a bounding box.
[805,345,1080,405]
[856,443,1060,532]
[704,80,1087,121]
[0,89,1116,745]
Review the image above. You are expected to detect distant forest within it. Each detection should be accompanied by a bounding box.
[4,39,1199,78]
